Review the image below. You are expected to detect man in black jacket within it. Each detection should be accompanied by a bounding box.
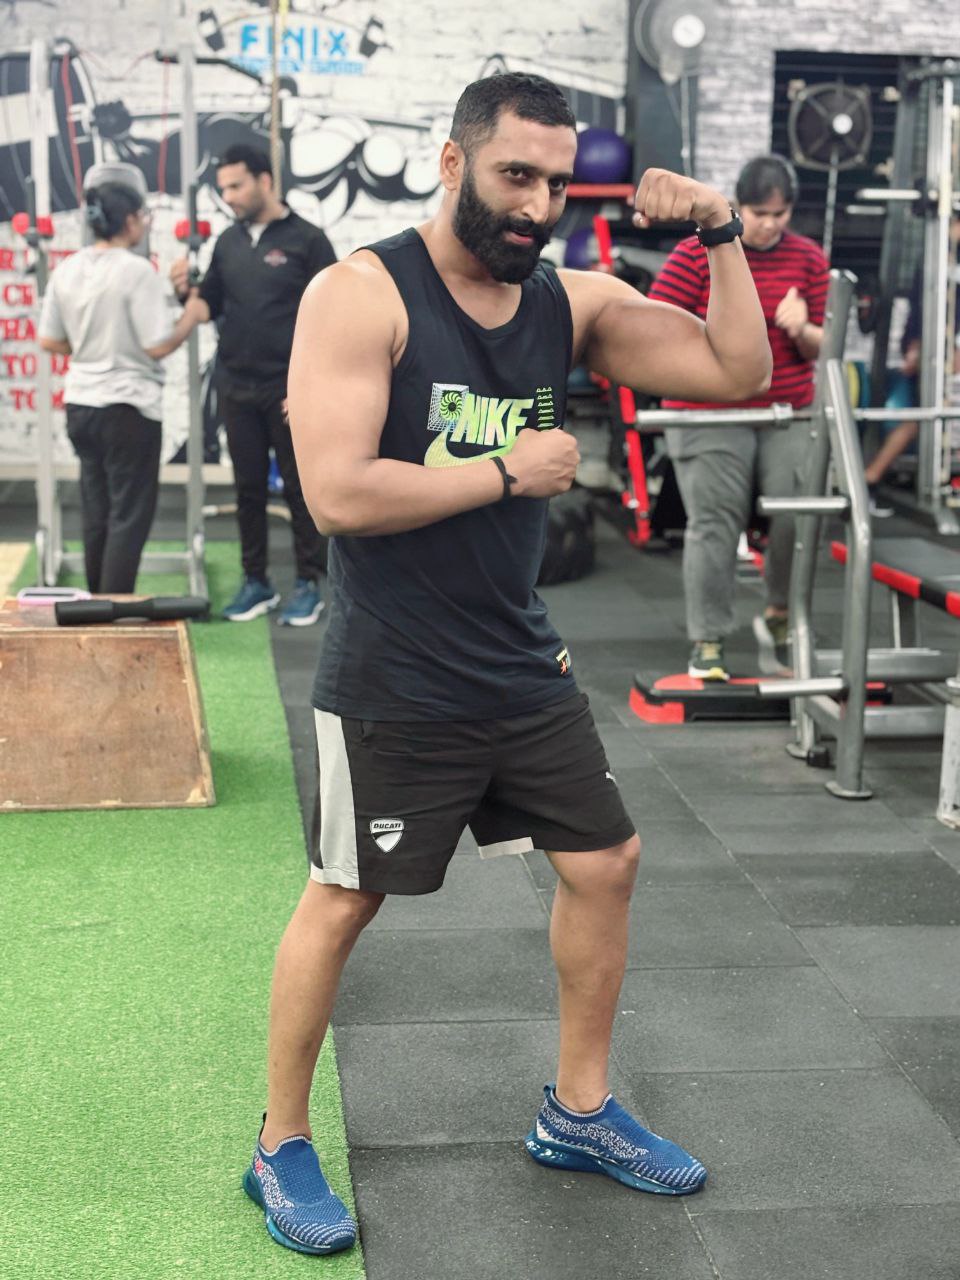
[172,144,336,623]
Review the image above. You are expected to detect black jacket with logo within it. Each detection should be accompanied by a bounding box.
[199,209,336,391]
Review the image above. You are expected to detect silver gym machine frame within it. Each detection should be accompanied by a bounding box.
[856,60,960,535]
[26,39,208,598]
[637,270,960,805]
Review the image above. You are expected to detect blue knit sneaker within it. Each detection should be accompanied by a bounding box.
[222,577,280,622]
[525,1085,707,1195]
[242,1128,357,1255]
[278,578,324,627]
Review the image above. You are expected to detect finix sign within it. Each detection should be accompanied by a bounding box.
[237,21,378,77]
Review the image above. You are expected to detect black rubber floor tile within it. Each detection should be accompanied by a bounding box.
[629,1069,960,1209]
[627,886,811,967]
[367,854,548,932]
[349,1143,716,1280]
[657,753,826,796]
[693,1205,960,1280]
[863,768,941,819]
[738,850,960,925]
[796,925,960,1016]
[868,1017,960,1138]
[617,766,697,822]
[903,818,960,870]
[596,723,658,769]
[636,821,747,885]
[334,929,558,1025]
[691,791,929,854]
[524,825,746,898]
[523,849,557,891]
[552,604,684,642]
[615,967,887,1072]
[336,1019,635,1147]
[649,727,794,756]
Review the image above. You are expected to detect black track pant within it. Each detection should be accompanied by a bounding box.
[220,382,326,583]
[66,403,161,594]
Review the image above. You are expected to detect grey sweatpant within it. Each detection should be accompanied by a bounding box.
[667,419,811,641]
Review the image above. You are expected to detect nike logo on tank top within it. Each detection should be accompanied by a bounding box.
[311,227,578,721]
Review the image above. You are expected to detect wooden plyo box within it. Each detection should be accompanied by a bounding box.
[0,600,215,811]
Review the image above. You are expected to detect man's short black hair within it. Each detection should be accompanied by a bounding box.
[450,72,577,157]
[216,143,273,182]
[735,154,798,207]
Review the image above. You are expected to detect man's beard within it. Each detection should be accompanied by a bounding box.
[452,166,552,283]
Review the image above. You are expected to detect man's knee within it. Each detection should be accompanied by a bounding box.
[551,835,641,897]
[301,880,385,935]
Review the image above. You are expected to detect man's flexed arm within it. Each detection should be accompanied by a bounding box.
[571,169,772,402]
[287,258,579,538]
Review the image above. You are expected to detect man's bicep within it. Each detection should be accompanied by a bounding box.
[287,271,394,475]
[586,292,714,395]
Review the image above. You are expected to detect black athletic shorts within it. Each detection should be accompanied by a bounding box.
[309,692,636,895]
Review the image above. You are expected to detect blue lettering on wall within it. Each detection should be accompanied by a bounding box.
[234,22,366,75]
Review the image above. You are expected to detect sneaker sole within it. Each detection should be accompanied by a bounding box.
[242,1167,357,1256]
[752,616,793,677]
[687,665,730,682]
[524,1132,706,1196]
[223,595,280,623]
[277,604,325,627]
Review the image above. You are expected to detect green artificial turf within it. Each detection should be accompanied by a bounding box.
[0,543,365,1278]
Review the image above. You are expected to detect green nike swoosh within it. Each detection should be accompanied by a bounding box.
[423,433,513,469]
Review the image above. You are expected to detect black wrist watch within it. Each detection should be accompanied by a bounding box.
[697,210,744,248]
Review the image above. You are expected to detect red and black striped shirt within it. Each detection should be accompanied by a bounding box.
[647,230,830,410]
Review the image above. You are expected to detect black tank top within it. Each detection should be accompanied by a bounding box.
[312,228,578,722]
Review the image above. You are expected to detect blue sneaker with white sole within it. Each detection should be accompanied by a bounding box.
[278,578,324,626]
[222,577,280,622]
[242,1127,357,1256]
[525,1085,707,1195]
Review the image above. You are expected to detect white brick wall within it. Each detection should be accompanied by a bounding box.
[0,0,957,461]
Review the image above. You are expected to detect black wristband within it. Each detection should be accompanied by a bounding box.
[491,454,517,501]
[696,210,744,247]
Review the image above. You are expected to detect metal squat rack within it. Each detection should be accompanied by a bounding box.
[21,38,208,599]
[637,269,960,801]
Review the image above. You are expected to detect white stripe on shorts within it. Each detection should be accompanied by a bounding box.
[477,836,535,859]
[310,710,361,890]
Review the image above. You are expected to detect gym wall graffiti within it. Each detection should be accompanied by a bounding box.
[0,0,621,465]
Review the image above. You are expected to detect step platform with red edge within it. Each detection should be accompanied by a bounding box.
[630,673,791,723]
[630,672,894,725]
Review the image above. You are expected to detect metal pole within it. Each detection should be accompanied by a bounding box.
[178,43,208,600]
[636,404,794,428]
[825,357,873,799]
[785,270,856,765]
[937,673,960,829]
[28,38,59,587]
[918,75,953,529]
[270,0,283,193]
[822,148,839,261]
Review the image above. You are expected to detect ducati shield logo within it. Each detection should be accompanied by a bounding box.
[370,818,404,853]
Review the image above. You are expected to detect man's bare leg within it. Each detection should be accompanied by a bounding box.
[864,421,919,486]
[260,880,384,1150]
[547,837,641,1112]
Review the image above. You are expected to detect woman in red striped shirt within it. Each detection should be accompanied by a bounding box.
[648,154,830,680]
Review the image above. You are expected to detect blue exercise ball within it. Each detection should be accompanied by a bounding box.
[563,226,596,270]
[574,128,632,184]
